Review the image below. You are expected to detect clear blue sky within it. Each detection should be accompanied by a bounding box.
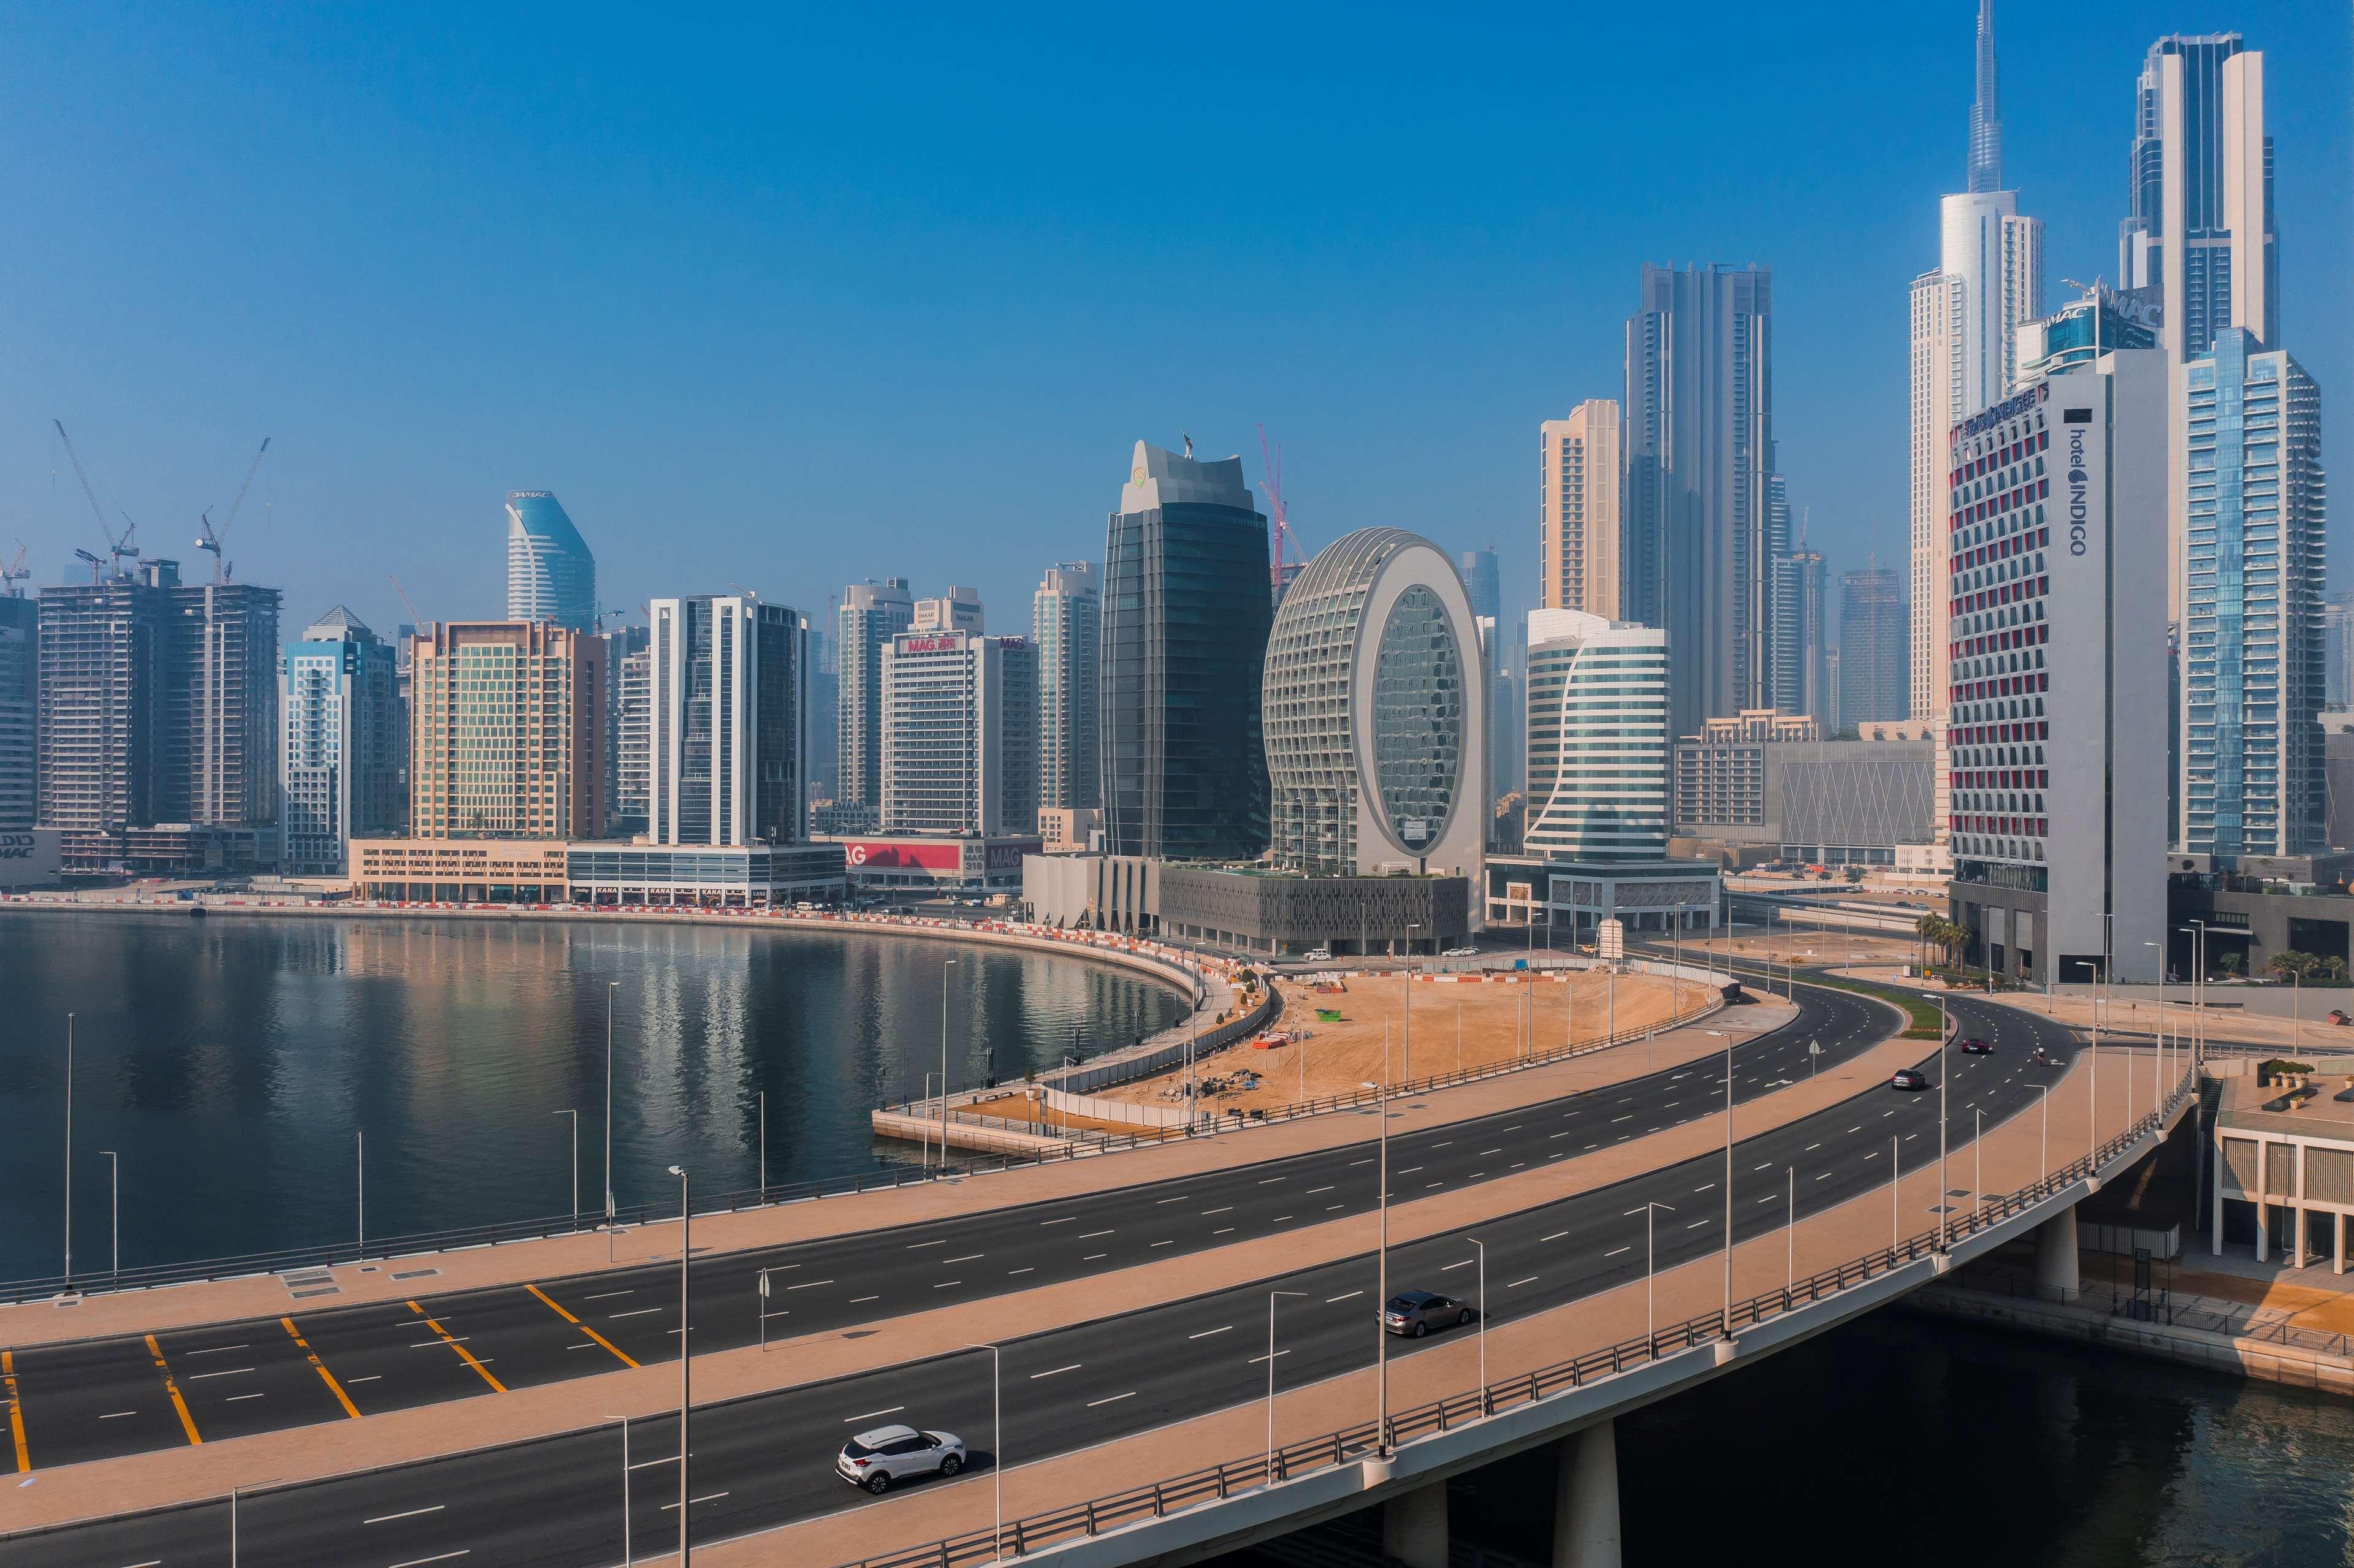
[1,2,2347,646]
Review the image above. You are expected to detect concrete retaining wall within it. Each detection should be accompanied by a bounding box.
[1910,1282,2354,1395]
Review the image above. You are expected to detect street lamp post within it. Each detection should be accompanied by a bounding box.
[2074,961,2101,1157]
[63,1012,74,1287]
[2035,1083,2049,1178]
[665,1165,691,1566]
[1785,1166,1795,1293]
[100,1148,118,1282]
[1720,1027,1734,1334]
[1466,1238,1487,1401]
[1265,1290,1306,1482]
[962,1343,1002,1560]
[1937,998,1949,1250]
[757,1089,767,1203]
[1359,1064,1392,1453]
[1643,1201,1676,1347]
[356,1129,365,1262]
[555,1110,579,1231]
[1403,923,1421,1082]
[604,982,618,1230]
[939,960,958,1171]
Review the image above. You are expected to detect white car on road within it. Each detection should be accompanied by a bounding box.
[837,1424,967,1493]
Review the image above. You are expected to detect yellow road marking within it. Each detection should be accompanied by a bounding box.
[2,1349,29,1472]
[406,1301,508,1393]
[524,1282,641,1369]
[144,1334,202,1446]
[280,1316,360,1418]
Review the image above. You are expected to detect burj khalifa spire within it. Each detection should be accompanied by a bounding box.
[1966,0,2003,192]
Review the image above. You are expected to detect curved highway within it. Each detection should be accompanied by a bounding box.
[4,988,2086,1567]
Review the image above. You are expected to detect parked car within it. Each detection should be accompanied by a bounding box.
[1442,945,1478,957]
[837,1425,967,1493]
[1889,1067,1930,1091]
[1383,1290,1473,1338]
[1303,948,1333,962]
[1958,1037,1992,1055]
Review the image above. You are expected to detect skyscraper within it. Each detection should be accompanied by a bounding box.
[616,646,651,835]
[881,630,1038,836]
[505,490,598,630]
[1540,402,1622,617]
[1623,264,1780,739]
[836,577,913,814]
[0,592,36,830]
[408,620,606,839]
[2119,34,2277,363]
[1459,545,1512,812]
[1944,337,2168,983]
[37,572,164,839]
[1910,0,2044,726]
[1032,561,1100,815]
[2180,329,2326,859]
[280,607,402,875]
[1100,439,1271,860]
[603,623,650,835]
[1458,547,1500,626]
[1838,566,1910,726]
[647,595,806,847]
[1774,543,1830,729]
[2326,596,2354,711]
[1522,609,1668,863]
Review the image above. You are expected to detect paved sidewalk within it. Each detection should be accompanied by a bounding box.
[0,1001,1936,1534]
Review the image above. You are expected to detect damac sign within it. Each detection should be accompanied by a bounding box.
[0,833,32,861]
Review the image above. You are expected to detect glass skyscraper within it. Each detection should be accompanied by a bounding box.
[1032,561,1100,813]
[281,606,402,875]
[1100,439,1270,861]
[2181,328,2326,859]
[505,490,598,630]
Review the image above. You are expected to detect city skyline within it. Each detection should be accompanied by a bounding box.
[1,5,2345,658]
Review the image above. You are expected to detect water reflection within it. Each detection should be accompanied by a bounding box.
[0,913,1183,1281]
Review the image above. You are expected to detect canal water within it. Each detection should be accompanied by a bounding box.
[0,911,1184,1284]
[1385,1311,2354,1567]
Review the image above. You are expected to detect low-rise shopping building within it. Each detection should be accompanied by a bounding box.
[2214,1066,2354,1271]
[346,837,845,905]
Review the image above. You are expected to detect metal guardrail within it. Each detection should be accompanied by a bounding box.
[840,1065,2200,1568]
[1944,1263,2354,1359]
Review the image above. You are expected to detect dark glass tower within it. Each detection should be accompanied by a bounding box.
[1100,440,1271,860]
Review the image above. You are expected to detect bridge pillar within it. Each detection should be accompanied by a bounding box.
[2034,1206,2079,1299]
[1381,1480,1449,1568]
[1551,1418,1621,1568]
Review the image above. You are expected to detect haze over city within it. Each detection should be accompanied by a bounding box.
[2,2,2348,638]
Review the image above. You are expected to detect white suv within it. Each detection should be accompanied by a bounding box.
[837,1424,967,1493]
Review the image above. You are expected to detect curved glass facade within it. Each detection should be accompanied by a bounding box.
[1371,585,1462,850]
[1262,527,1474,872]
[506,490,598,630]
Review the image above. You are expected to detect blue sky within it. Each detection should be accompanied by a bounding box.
[1,2,2347,647]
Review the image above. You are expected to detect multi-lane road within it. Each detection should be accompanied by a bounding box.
[5,984,2080,1567]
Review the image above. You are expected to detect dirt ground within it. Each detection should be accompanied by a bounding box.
[1028,969,1696,1118]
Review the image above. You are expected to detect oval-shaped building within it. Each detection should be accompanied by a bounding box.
[1261,527,1487,880]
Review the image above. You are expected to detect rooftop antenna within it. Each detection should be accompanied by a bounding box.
[197,436,271,583]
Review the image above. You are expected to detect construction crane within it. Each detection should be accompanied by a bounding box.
[196,436,270,583]
[52,419,139,577]
[2,542,28,596]
[387,573,425,629]
[1257,422,1308,603]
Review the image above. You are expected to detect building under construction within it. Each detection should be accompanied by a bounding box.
[37,558,282,874]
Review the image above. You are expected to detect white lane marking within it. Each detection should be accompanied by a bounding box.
[1753,1162,1773,1171]
[785,1280,835,1292]
[1078,1230,1114,1239]
[1441,1260,1472,1272]
[583,1289,635,1301]
[1087,1391,1136,1407]
[1327,1290,1363,1303]
[1685,1220,1707,1230]
[1542,1230,1569,1242]
[1804,1143,1821,1151]
[345,1376,383,1385]
[1610,1116,1632,1124]
[1083,1252,1108,1261]
[934,1282,962,1289]
[1552,1132,1574,1140]
[1606,1246,1631,1257]
[1188,1326,1232,1339]
[1815,1173,1834,1181]
[906,1239,948,1249]
[1326,1205,1344,1212]
[1214,1227,1236,1235]
[1273,1215,1294,1222]
[1307,1185,1335,1194]
[1031,1363,1082,1379]
[188,1367,255,1380]
[389,1553,471,1568]
[1155,1196,1190,1205]
[1258,1177,1285,1185]
[1693,1182,1716,1193]
[1397,1167,1423,1176]
[1431,1141,1453,1149]
[941,1254,984,1265]
[1007,1268,1034,1276]
[1479,1148,1503,1157]
[1150,1240,1176,1249]
[366,1504,448,1525]
[99,1410,139,1419]
[1350,1159,1374,1166]
[850,1295,879,1303]
[226,1393,265,1402]
[1508,1276,1539,1288]
[606,1308,661,1320]
[627,1453,681,1471]
[1200,1207,1233,1216]
[658,1494,726,1512]
[1245,1352,1291,1366]
[186,1344,249,1356]
[1756,1196,1776,1205]
[845,1406,905,1422]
